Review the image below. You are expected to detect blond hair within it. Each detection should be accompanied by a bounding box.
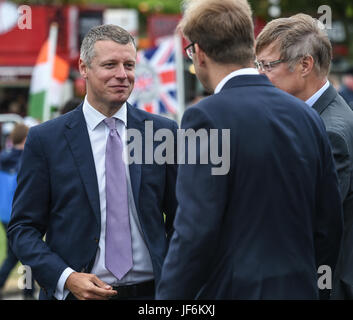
[256,14,332,76]
[179,0,255,66]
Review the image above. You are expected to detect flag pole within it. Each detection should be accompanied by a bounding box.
[174,32,185,125]
[43,22,58,122]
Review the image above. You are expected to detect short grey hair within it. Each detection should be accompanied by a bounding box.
[256,14,332,76]
[80,24,136,66]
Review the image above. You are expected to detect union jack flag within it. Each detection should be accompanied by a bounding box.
[129,37,178,115]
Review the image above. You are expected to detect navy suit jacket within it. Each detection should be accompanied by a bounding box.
[7,103,178,299]
[314,86,353,300]
[157,75,343,299]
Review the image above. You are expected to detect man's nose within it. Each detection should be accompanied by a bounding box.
[114,64,127,79]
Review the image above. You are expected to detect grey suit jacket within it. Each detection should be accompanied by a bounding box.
[313,85,353,299]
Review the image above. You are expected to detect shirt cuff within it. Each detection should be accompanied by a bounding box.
[54,267,75,300]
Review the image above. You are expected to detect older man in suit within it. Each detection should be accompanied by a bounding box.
[156,0,342,300]
[7,24,178,300]
[256,13,353,299]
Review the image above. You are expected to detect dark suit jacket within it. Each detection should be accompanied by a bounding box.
[156,75,343,300]
[314,86,353,300]
[7,103,178,300]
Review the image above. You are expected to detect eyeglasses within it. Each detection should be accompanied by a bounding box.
[184,43,195,60]
[255,59,284,72]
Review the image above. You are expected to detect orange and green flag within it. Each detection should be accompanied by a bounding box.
[29,24,69,122]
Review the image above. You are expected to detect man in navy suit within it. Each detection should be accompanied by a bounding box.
[156,0,343,299]
[8,25,178,300]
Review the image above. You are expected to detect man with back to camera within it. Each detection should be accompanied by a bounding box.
[156,0,343,299]
[256,13,353,299]
[7,24,178,300]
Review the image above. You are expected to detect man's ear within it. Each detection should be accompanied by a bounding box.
[300,55,314,77]
[194,43,206,66]
[79,58,88,79]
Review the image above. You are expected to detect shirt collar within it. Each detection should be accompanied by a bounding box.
[214,68,260,94]
[305,80,330,107]
[82,96,127,131]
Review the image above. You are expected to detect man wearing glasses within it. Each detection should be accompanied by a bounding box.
[256,14,353,300]
[156,0,343,300]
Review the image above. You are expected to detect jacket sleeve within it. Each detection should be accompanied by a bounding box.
[315,128,344,299]
[7,127,69,298]
[163,120,179,242]
[326,130,352,201]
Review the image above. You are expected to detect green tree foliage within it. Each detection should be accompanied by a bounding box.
[86,0,183,14]
[12,0,183,13]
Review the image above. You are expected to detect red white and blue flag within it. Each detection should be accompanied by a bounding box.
[129,37,178,115]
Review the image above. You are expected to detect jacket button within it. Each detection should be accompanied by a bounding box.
[94,238,99,243]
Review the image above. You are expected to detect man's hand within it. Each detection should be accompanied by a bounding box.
[65,272,117,300]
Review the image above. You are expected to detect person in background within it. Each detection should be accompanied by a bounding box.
[0,123,28,173]
[156,0,342,300]
[255,13,353,299]
[339,67,353,109]
[0,123,35,299]
[60,97,82,115]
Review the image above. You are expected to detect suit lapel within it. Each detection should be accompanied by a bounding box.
[64,105,101,226]
[312,85,337,115]
[127,103,145,213]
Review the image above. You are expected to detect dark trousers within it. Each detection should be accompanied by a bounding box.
[0,222,35,297]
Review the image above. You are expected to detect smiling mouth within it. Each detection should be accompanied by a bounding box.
[109,85,129,89]
[109,85,130,92]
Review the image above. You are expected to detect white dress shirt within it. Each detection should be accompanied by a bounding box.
[54,97,153,300]
[214,68,260,94]
[305,80,330,107]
